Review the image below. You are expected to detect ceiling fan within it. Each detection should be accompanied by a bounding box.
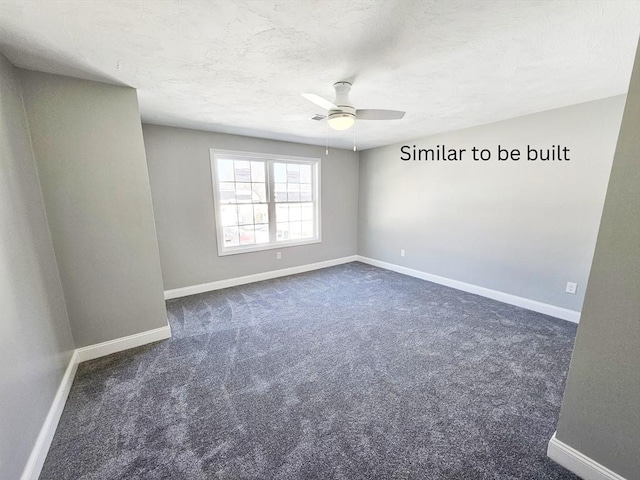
[302,81,405,131]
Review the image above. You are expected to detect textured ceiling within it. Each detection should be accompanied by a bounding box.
[1,0,639,150]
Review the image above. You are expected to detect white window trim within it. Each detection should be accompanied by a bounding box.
[210,148,322,256]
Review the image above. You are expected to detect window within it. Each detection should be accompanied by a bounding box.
[210,149,321,256]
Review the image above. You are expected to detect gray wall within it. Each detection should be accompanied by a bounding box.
[19,70,168,347]
[142,124,359,291]
[555,41,640,479]
[0,55,74,480]
[358,96,625,312]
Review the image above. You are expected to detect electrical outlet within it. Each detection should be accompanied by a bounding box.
[400,249,405,257]
[276,251,282,260]
[565,282,577,294]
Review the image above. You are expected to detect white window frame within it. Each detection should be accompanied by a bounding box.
[210,149,322,256]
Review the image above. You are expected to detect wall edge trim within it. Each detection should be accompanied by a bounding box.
[356,256,581,322]
[163,255,358,300]
[74,325,172,363]
[547,432,627,480]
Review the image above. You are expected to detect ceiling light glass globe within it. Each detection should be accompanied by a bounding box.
[328,113,355,130]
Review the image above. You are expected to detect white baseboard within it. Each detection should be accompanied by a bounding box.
[356,256,581,323]
[20,351,79,480]
[164,255,358,300]
[20,324,172,479]
[547,432,626,480]
[75,324,172,363]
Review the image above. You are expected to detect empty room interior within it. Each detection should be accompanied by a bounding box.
[1,1,639,479]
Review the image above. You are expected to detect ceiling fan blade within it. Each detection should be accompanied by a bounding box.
[356,109,405,120]
[301,93,337,111]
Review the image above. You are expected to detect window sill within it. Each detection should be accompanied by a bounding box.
[217,238,321,257]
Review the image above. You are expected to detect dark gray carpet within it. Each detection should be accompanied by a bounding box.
[41,262,579,479]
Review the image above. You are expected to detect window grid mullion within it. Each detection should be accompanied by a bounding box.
[267,160,277,243]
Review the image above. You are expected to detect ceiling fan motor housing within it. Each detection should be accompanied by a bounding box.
[331,81,356,116]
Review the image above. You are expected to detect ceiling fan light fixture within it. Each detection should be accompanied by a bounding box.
[327,112,355,130]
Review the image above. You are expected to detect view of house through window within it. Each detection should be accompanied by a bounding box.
[210,150,320,255]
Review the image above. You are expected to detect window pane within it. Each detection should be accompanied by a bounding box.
[288,183,300,202]
[254,204,268,224]
[255,224,269,244]
[252,183,267,203]
[275,183,287,202]
[234,161,251,182]
[239,225,255,245]
[287,163,300,183]
[277,223,289,241]
[301,203,313,221]
[250,161,265,182]
[223,226,239,247]
[300,164,311,183]
[274,163,287,183]
[276,204,288,222]
[290,221,302,240]
[300,184,312,202]
[302,221,313,238]
[235,183,252,203]
[289,204,301,221]
[218,159,234,182]
[220,205,238,227]
[219,182,236,203]
[237,204,254,225]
